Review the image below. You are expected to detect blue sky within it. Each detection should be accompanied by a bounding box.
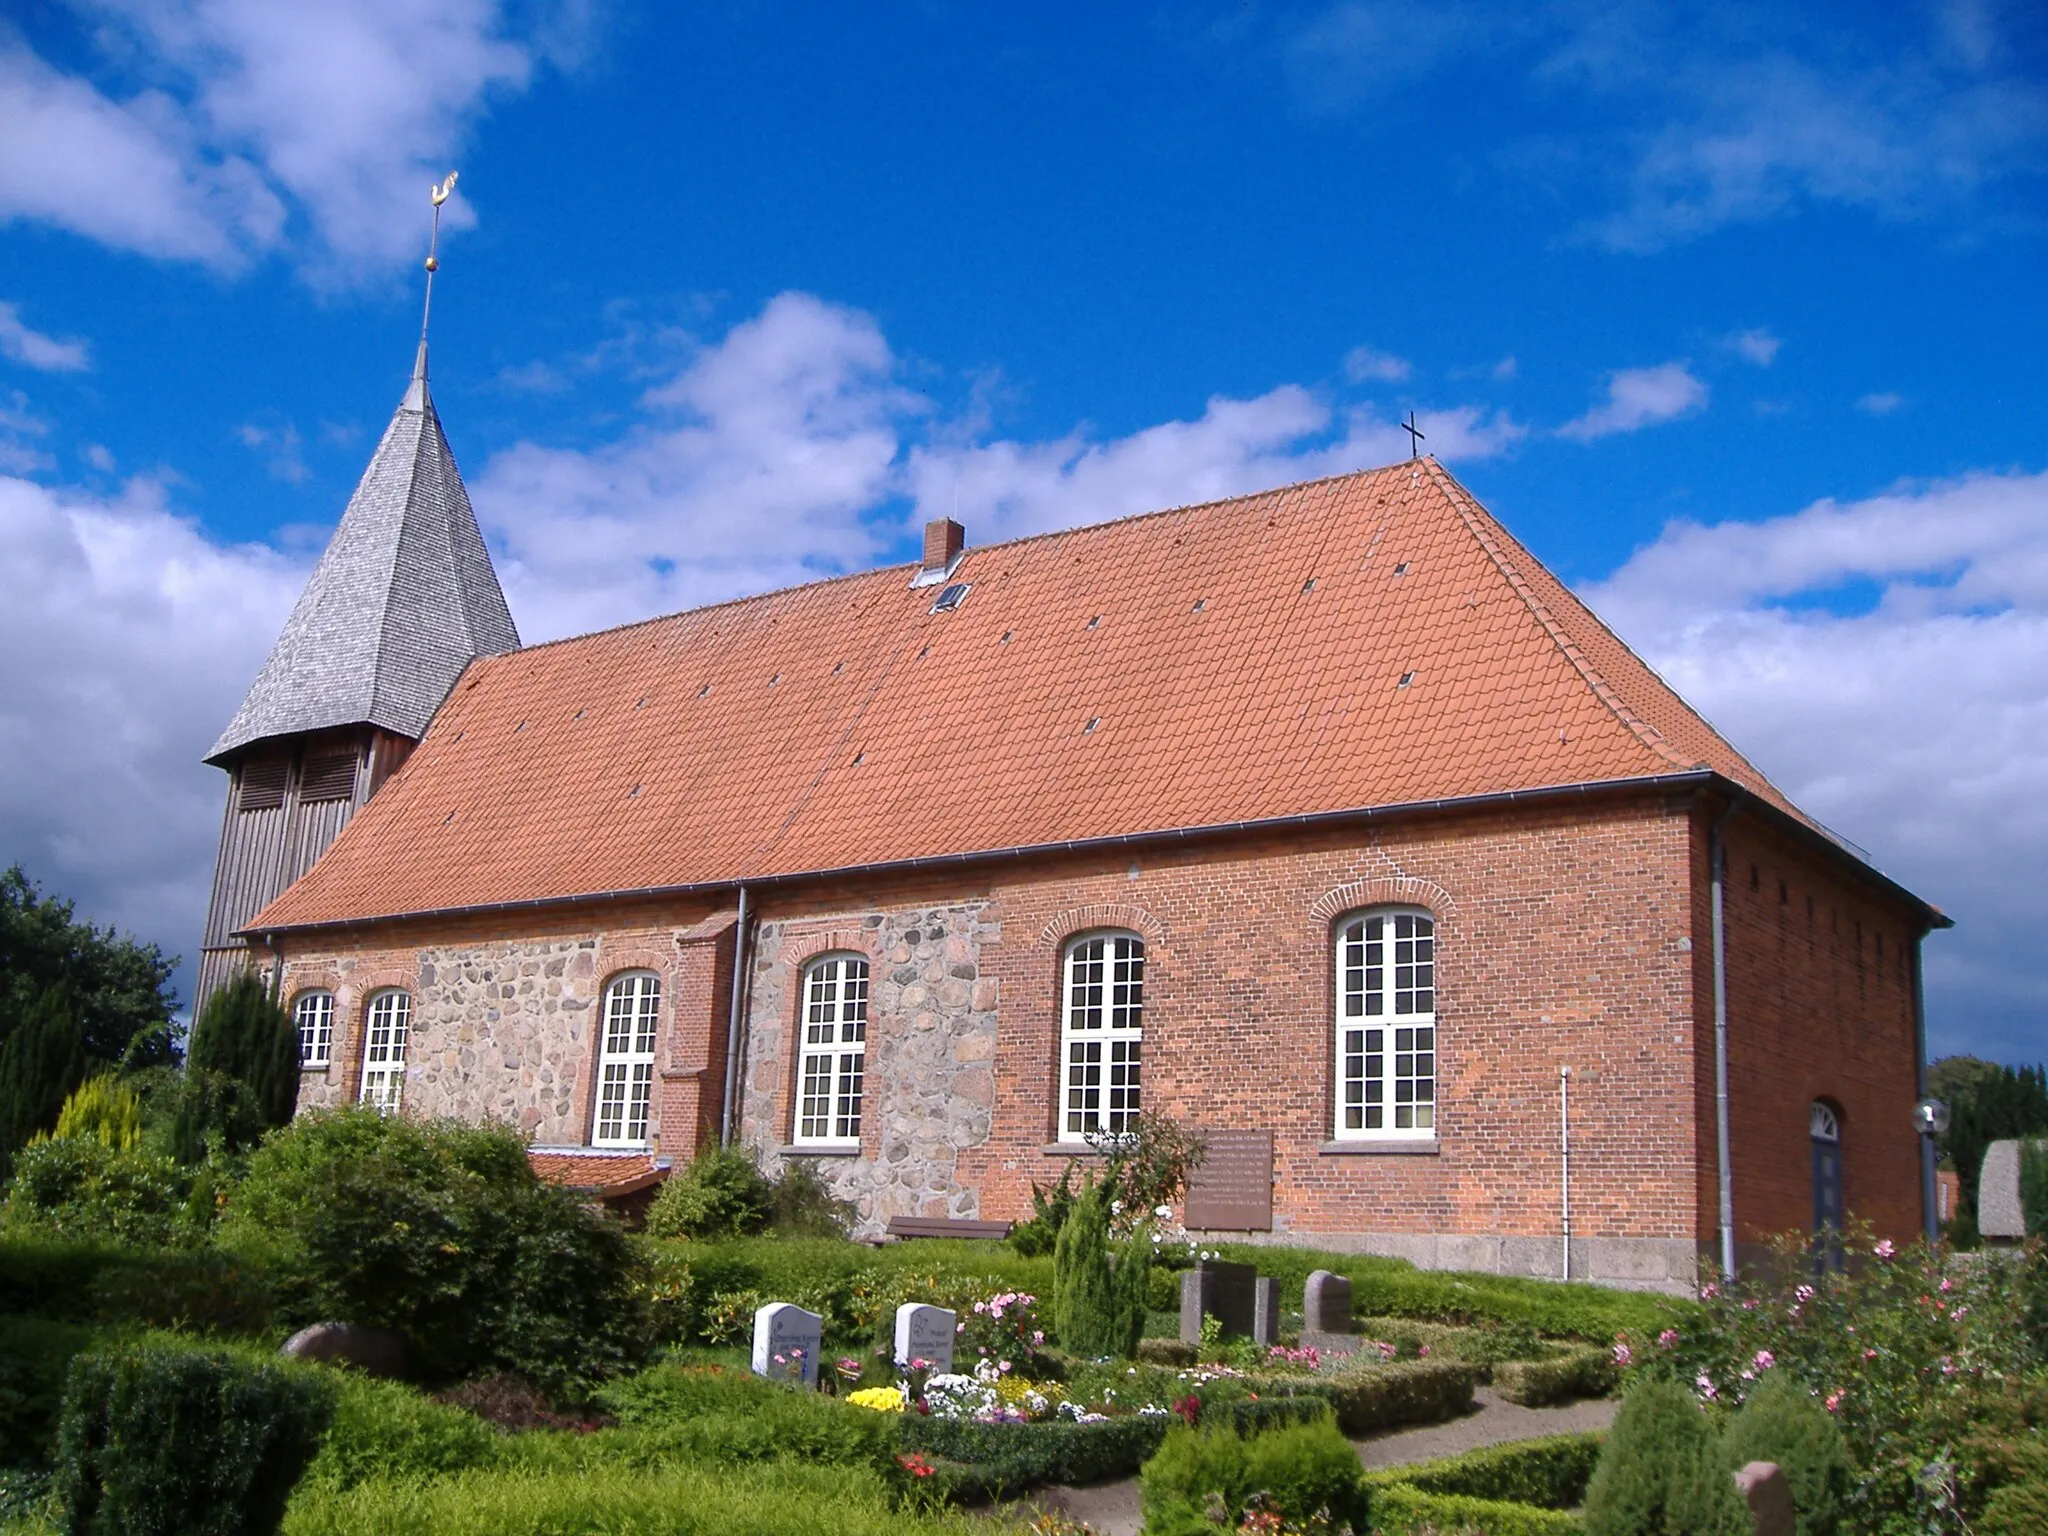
[2,2,2044,1064]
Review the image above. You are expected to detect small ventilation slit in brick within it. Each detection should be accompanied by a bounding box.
[1398,672,1414,688]
[573,709,585,720]
[1301,578,1316,593]
[634,697,646,709]
[1084,716,1101,733]
[698,684,711,698]
[514,719,526,732]
[1000,630,1013,643]
[628,784,641,797]
[768,674,781,687]
[851,751,864,765]
[1085,615,1101,629]
[1393,562,1410,576]
[832,661,844,674]
[918,645,930,659]
[442,811,456,825]
[1191,598,1206,613]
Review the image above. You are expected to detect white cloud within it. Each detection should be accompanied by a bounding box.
[0,470,305,996]
[1343,343,1412,384]
[1557,361,1708,441]
[0,1,579,277]
[236,415,310,483]
[0,301,91,372]
[1585,469,2048,1059]
[1282,4,2048,249]
[1725,327,1780,367]
[0,389,54,473]
[1858,392,1905,416]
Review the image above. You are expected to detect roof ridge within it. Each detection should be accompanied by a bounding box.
[499,460,1420,659]
[1424,459,1695,775]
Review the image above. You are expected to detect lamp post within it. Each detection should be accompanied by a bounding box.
[1914,1098,1951,1244]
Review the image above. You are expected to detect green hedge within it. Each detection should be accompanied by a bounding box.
[1288,1358,1480,1436]
[1141,1414,1371,1536]
[0,1315,97,1468]
[0,1237,274,1333]
[1215,1244,1689,1343]
[297,1371,503,1494]
[279,1461,988,1536]
[1371,1482,1584,1535]
[54,1341,332,1536]
[1363,1433,1603,1509]
[899,1395,1332,1501]
[1492,1346,1618,1406]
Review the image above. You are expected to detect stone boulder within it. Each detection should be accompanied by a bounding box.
[280,1322,408,1379]
[1734,1461,1795,1536]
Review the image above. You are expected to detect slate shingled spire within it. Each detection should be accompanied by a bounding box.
[207,345,518,762]
[193,341,517,1014]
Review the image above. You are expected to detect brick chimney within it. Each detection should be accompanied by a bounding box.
[923,517,965,575]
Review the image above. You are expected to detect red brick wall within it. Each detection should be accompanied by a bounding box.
[257,787,1927,1265]
[1703,807,1926,1250]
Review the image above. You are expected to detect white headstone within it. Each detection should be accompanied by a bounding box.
[894,1303,957,1374]
[751,1302,823,1385]
[1978,1139,2042,1241]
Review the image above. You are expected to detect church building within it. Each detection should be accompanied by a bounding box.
[201,343,1945,1292]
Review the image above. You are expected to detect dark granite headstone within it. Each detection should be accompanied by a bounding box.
[1179,1258,1260,1344]
[1253,1277,1279,1346]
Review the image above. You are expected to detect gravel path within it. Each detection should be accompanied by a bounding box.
[1000,1388,1618,1535]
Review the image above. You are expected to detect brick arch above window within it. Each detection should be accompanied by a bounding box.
[1309,876,1457,926]
[784,930,885,970]
[1037,903,1167,951]
[595,946,674,990]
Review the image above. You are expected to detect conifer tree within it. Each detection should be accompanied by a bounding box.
[1053,1177,1120,1356]
[0,983,88,1176]
[172,973,300,1160]
[52,1074,143,1150]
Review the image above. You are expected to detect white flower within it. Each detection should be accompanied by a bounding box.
[1155,1204,1173,1217]
[1110,1199,1124,1214]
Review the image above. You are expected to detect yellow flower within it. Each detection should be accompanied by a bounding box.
[847,1386,907,1413]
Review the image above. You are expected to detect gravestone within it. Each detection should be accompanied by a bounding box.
[1734,1462,1795,1536]
[751,1301,823,1386]
[1179,1258,1260,1344]
[1303,1270,1354,1335]
[1977,1139,2043,1241]
[894,1303,957,1374]
[1253,1278,1279,1346]
[1183,1129,1275,1231]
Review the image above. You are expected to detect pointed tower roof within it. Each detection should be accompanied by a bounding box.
[207,346,520,764]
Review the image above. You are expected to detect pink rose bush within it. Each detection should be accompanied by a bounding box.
[1623,1220,2045,1531]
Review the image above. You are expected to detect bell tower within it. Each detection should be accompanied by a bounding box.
[195,175,517,1010]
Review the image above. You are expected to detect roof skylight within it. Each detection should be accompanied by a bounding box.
[931,582,970,613]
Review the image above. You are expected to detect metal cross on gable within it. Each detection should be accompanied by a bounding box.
[1403,411,1426,460]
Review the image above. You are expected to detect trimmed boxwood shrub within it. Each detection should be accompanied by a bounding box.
[1583,1377,1748,1536]
[53,1342,332,1536]
[1980,1477,2048,1536]
[0,1314,97,1468]
[1139,1413,1370,1536]
[1493,1345,1619,1405]
[296,1370,502,1494]
[1371,1482,1585,1535]
[218,1108,641,1395]
[1720,1372,1853,1536]
[1363,1431,1604,1510]
[1291,1357,1479,1435]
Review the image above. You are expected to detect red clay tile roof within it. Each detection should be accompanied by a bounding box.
[528,1150,665,1198]
[250,459,1813,932]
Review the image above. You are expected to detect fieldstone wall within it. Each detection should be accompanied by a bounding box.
[738,902,1002,1236]
[398,937,600,1140]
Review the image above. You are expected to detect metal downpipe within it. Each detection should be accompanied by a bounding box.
[719,886,751,1148]
[1711,801,1739,1278]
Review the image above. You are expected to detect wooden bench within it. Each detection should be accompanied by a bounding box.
[882,1216,1014,1242]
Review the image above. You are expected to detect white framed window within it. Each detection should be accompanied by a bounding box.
[1334,910,1435,1139]
[1059,933,1144,1142]
[293,990,334,1069]
[359,990,411,1115]
[593,972,660,1147]
[794,956,867,1145]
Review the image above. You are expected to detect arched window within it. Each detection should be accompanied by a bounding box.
[359,990,411,1114]
[794,956,868,1146]
[292,990,334,1069]
[1059,933,1145,1142]
[1333,910,1435,1139]
[593,972,661,1147]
